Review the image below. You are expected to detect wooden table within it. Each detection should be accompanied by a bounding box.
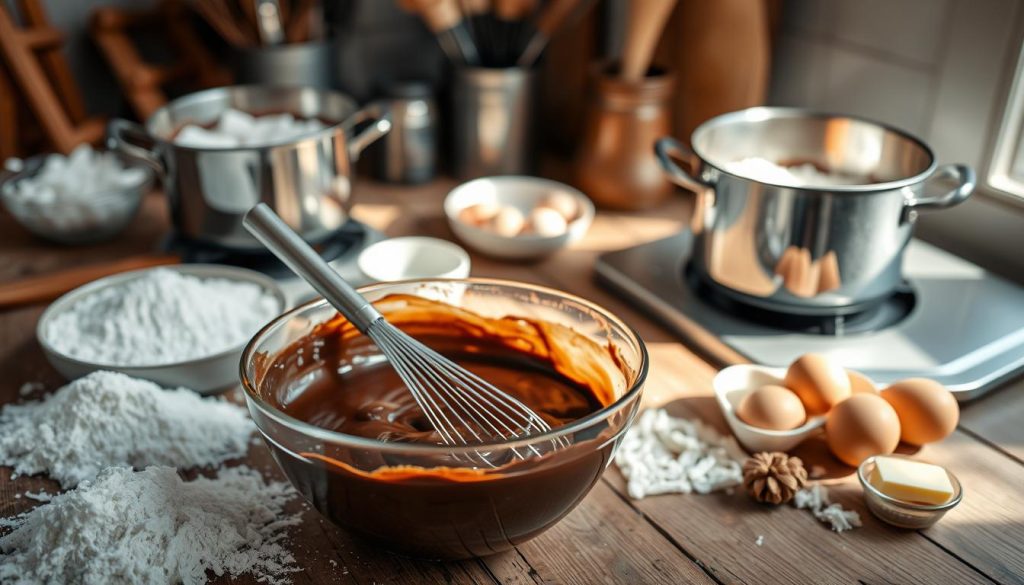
[2,179,1023,585]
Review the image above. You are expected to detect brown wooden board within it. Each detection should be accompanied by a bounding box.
[1,181,1023,584]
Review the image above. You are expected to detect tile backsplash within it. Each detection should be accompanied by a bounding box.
[769,0,1023,173]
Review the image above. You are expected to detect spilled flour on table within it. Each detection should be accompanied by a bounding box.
[0,466,301,585]
[0,371,253,487]
[615,408,745,499]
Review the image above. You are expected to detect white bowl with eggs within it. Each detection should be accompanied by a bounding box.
[714,365,830,452]
[444,176,595,260]
[715,363,881,453]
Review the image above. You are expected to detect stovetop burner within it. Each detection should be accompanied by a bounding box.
[595,230,1024,401]
[163,221,368,279]
[683,263,917,336]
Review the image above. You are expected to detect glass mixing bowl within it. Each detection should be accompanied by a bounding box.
[240,279,648,560]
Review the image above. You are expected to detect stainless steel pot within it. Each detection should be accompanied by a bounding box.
[109,85,390,250]
[656,107,975,316]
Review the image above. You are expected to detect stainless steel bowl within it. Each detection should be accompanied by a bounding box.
[108,85,390,250]
[657,107,975,316]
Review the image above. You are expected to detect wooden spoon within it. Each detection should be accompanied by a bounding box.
[620,0,678,82]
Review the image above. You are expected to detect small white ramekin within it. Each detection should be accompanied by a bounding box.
[357,237,471,282]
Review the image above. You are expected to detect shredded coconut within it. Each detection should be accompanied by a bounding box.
[0,466,301,585]
[0,371,253,488]
[615,408,745,499]
[724,157,867,188]
[793,483,862,532]
[45,268,279,366]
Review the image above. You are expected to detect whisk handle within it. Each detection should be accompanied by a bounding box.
[243,203,382,332]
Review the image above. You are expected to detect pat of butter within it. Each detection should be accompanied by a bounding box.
[870,456,954,505]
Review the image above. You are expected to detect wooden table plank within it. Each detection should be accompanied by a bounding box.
[2,179,1024,585]
[960,378,1024,463]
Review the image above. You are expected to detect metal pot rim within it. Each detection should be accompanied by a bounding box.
[142,84,359,153]
[690,106,938,193]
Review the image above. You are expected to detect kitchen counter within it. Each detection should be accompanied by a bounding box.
[1,179,1023,584]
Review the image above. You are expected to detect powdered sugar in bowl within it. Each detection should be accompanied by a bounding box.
[1,146,153,244]
[37,265,285,394]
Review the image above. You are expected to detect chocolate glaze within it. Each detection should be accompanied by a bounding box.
[254,294,636,559]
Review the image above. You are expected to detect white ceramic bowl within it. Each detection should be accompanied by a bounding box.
[37,264,286,395]
[444,176,595,260]
[357,237,471,282]
[714,364,879,452]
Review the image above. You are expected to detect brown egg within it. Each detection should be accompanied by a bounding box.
[847,370,878,395]
[459,202,500,226]
[491,206,526,237]
[825,394,901,467]
[539,193,578,221]
[881,378,959,446]
[736,384,807,430]
[784,353,852,415]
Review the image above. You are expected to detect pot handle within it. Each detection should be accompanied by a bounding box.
[107,119,165,177]
[655,137,710,193]
[904,163,975,216]
[343,102,392,162]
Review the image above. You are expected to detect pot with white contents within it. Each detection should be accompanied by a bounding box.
[108,85,391,250]
[656,107,975,316]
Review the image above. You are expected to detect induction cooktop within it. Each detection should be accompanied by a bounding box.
[595,232,1024,401]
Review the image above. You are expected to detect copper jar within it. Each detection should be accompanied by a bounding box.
[573,67,675,210]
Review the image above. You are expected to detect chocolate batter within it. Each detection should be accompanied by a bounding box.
[252,294,637,559]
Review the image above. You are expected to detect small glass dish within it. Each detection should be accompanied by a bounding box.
[857,454,963,529]
[0,152,153,244]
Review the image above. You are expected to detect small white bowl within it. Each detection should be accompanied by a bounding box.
[444,176,595,260]
[37,264,286,395]
[714,364,826,453]
[357,237,471,282]
[714,364,880,453]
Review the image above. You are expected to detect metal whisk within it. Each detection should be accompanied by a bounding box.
[244,204,555,461]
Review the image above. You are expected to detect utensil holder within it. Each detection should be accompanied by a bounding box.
[234,41,333,88]
[573,66,675,210]
[452,67,537,180]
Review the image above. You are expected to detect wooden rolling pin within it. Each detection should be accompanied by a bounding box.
[620,0,678,82]
[0,254,179,309]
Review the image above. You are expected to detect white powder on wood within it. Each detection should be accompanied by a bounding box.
[45,268,279,366]
[615,408,745,499]
[793,483,862,532]
[0,371,254,488]
[0,466,301,585]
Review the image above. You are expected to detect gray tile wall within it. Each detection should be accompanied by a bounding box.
[769,0,1023,171]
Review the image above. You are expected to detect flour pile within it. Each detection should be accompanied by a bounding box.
[615,408,745,499]
[724,157,867,188]
[0,371,254,487]
[0,466,301,585]
[44,269,279,366]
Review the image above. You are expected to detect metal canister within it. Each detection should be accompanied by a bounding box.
[372,82,438,184]
[452,67,537,180]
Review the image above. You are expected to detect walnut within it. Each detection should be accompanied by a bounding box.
[742,452,808,505]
